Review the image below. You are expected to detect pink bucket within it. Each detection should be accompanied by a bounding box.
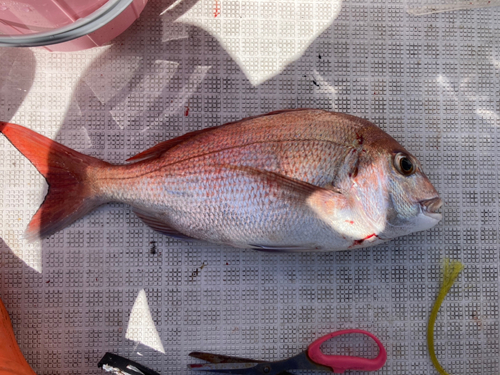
[0,0,148,51]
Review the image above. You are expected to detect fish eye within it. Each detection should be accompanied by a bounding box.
[394,153,415,176]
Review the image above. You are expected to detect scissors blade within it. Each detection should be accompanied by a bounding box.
[189,352,265,364]
[260,351,332,374]
[188,362,259,373]
[189,352,331,375]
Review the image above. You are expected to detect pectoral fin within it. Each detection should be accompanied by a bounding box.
[306,188,351,219]
[306,183,367,239]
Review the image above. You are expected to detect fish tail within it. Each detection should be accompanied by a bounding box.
[0,122,111,241]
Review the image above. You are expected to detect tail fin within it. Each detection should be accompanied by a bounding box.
[0,122,111,241]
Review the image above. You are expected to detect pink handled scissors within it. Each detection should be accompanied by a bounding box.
[188,329,387,374]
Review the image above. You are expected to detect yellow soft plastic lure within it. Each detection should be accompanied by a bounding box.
[427,258,464,375]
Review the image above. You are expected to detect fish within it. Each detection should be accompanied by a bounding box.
[0,109,442,251]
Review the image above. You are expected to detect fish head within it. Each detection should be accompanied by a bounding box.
[349,127,442,240]
[375,148,442,238]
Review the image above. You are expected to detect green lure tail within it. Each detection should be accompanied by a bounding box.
[427,258,464,375]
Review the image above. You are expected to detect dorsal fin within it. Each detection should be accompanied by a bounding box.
[126,109,318,162]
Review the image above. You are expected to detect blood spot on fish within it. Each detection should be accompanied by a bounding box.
[350,233,379,247]
[355,133,364,145]
[345,220,354,224]
[352,164,359,179]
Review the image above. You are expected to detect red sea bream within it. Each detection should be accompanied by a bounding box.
[0,109,442,251]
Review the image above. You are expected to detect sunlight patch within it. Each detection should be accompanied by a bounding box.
[126,289,165,354]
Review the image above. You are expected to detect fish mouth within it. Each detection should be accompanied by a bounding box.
[419,197,443,221]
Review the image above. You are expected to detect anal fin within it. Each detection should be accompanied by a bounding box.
[133,208,195,240]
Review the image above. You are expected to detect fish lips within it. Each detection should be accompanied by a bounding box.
[419,197,443,221]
